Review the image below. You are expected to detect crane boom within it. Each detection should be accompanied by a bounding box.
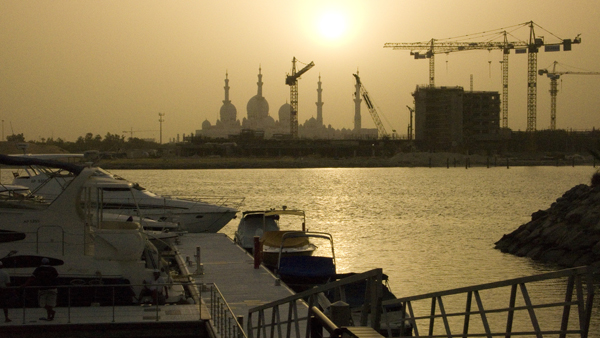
[285,58,315,139]
[538,61,600,130]
[353,73,389,139]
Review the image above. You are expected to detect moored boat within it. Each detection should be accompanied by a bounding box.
[274,231,336,292]
[234,208,316,268]
[0,154,188,306]
[8,154,243,233]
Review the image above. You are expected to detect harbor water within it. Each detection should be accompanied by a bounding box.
[112,166,595,285]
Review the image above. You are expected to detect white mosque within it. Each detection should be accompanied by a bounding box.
[196,67,366,140]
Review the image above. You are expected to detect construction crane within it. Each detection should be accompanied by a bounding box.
[384,21,581,132]
[538,61,600,130]
[285,57,315,139]
[353,73,390,139]
[406,106,414,141]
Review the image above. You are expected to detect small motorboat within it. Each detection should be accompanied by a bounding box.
[274,231,336,292]
[234,208,317,269]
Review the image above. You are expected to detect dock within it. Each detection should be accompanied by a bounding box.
[178,233,300,316]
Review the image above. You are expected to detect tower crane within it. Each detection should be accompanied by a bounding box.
[384,21,581,132]
[353,73,390,139]
[406,106,414,142]
[285,57,314,139]
[538,61,600,130]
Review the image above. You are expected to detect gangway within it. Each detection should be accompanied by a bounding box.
[247,266,596,338]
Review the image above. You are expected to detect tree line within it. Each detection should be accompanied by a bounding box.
[5,132,161,153]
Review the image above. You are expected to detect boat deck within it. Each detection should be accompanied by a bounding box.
[3,233,302,337]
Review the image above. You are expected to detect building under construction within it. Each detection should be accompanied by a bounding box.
[412,86,501,151]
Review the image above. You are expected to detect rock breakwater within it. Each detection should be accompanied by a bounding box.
[495,181,600,269]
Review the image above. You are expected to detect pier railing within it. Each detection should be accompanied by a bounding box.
[7,281,201,323]
[8,281,248,338]
[247,268,386,338]
[381,266,596,338]
[205,283,249,338]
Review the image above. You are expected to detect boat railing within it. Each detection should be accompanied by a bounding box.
[162,195,246,209]
[380,266,596,338]
[247,268,386,338]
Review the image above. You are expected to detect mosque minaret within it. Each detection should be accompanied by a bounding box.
[245,66,270,122]
[316,74,324,126]
[219,71,237,124]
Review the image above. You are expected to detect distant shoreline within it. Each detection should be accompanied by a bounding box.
[96,154,597,170]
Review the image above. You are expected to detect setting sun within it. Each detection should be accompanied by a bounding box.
[318,11,347,40]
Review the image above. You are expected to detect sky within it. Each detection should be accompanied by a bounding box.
[1,0,599,142]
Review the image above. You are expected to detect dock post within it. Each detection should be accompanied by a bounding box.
[330,301,351,327]
[253,236,261,269]
[237,315,244,338]
[195,247,204,275]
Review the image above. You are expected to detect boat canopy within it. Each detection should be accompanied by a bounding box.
[0,154,84,175]
[261,231,311,248]
[264,210,305,217]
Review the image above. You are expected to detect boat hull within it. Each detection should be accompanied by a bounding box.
[261,247,315,269]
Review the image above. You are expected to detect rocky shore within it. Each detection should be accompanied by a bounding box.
[495,176,600,269]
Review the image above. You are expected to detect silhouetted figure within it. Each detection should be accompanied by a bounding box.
[0,262,11,322]
[139,270,169,305]
[22,258,58,321]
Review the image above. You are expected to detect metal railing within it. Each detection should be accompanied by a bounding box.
[247,269,385,338]
[380,266,596,338]
[4,278,247,337]
[205,283,249,338]
[5,281,203,324]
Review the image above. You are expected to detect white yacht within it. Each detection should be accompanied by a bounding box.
[0,154,186,306]
[9,154,243,233]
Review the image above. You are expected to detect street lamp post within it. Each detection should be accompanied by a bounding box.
[158,113,165,144]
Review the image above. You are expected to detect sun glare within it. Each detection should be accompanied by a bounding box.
[318,11,347,40]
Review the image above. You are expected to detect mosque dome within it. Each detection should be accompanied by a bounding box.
[246,95,269,120]
[263,115,276,127]
[278,103,291,125]
[220,102,237,123]
[202,119,212,130]
[304,116,318,129]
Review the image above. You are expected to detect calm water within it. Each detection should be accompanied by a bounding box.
[3,165,598,333]
[112,166,595,286]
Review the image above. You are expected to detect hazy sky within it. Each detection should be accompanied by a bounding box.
[1,1,599,142]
